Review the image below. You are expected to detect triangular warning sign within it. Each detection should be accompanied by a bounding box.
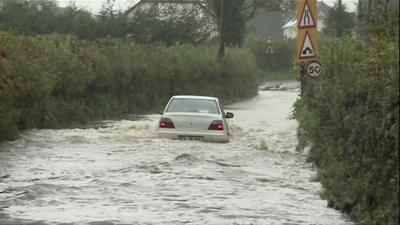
[299,31,317,59]
[299,0,316,28]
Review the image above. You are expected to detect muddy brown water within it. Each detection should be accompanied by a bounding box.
[0,81,352,225]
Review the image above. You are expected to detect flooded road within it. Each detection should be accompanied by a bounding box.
[0,81,351,225]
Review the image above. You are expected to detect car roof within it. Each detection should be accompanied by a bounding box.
[171,95,218,101]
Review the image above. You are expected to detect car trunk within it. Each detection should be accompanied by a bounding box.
[163,113,221,133]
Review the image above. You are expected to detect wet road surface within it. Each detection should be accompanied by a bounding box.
[0,81,352,225]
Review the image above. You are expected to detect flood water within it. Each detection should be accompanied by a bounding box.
[0,81,352,225]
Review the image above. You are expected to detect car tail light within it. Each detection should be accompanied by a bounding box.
[159,118,175,128]
[208,120,224,130]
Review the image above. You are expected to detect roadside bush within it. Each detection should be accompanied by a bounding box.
[0,33,259,141]
[293,36,399,224]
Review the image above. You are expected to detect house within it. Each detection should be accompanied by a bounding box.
[282,18,297,39]
[282,1,331,39]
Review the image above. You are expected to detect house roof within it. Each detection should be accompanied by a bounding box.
[282,18,296,29]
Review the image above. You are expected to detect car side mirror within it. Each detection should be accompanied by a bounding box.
[225,112,234,119]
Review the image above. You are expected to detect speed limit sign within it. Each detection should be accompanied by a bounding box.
[305,61,323,78]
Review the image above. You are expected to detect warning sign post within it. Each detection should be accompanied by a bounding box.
[296,0,318,64]
[299,0,316,28]
[299,31,317,59]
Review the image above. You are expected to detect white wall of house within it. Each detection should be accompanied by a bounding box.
[282,18,297,39]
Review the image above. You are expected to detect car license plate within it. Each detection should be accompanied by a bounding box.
[179,136,203,141]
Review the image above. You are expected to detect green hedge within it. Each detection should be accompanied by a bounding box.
[0,33,259,141]
[294,36,399,224]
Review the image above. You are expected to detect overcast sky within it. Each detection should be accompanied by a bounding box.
[55,0,358,14]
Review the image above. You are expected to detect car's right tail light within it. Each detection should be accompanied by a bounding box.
[159,118,175,128]
[208,120,224,130]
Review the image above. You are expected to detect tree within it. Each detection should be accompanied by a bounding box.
[205,0,293,59]
[128,4,210,45]
[0,0,60,35]
[0,0,135,39]
[96,4,131,39]
[323,0,355,37]
[355,0,399,39]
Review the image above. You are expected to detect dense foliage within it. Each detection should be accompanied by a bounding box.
[294,31,399,225]
[322,0,356,37]
[0,33,259,141]
[294,0,399,223]
[0,0,129,39]
[0,0,209,44]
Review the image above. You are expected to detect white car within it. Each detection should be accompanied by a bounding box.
[158,95,234,143]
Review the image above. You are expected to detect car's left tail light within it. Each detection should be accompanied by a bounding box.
[208,120,224,130]
[159,118,175,128]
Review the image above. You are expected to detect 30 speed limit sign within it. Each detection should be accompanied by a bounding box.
[305,61,323,78]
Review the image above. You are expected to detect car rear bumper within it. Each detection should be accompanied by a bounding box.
[158,130,229,143]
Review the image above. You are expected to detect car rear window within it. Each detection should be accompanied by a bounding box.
[166,99,220,114]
